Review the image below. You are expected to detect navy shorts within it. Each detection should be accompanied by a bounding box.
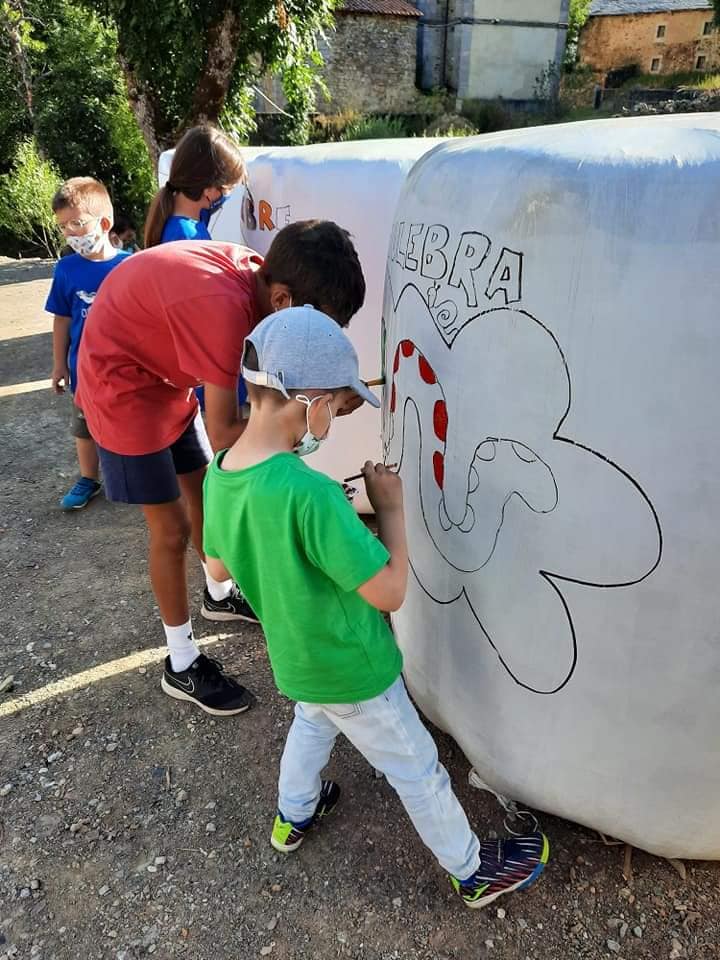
[98,412,213,505]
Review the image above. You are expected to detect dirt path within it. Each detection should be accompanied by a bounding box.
[1,260,718,960]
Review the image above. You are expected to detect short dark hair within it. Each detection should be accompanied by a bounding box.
[261,220,365,327]
[112,213,135,235]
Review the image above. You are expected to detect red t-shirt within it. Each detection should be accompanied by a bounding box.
[76,240,262,455]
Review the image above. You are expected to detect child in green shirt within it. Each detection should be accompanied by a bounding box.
[201,305,550,908]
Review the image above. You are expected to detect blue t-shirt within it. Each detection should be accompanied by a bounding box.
[45,251,130,392]
[160,216,211,243]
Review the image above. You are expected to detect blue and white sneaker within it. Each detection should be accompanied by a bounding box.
[451,832,550,909]
[60,477,102,511]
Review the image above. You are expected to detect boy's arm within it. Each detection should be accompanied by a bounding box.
[356,463,408,613]
[203,383,247,452]
[50,315,71,394]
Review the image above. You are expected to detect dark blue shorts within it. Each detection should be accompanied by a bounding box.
[98,412,213,505]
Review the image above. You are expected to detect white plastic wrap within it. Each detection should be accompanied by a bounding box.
[160,140,441,510]
[382,115,720,859]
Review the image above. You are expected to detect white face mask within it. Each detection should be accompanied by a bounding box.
[65,222,104,257]
[293,395,333,457]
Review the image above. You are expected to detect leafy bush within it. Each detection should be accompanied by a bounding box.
[340,115,410,141]
[424,114,477,137]
[0,139,63,257]
[459,100,512,134]
[30,2,154,229]
[442,126,477,138]
[310,110,361,143]
[534,61,563,119]
[564,0,592,68]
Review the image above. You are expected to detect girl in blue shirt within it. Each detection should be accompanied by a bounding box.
[144,124,249,408]
[144,124,247,247]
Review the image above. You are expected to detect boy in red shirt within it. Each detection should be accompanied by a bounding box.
[77,221,366,715]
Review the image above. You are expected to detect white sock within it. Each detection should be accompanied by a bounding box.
[164,620,200,673]
[202,561,233,602]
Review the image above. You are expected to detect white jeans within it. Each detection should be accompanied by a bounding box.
[277,676,481,880]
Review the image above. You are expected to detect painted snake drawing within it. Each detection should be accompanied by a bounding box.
[382,282,662,694]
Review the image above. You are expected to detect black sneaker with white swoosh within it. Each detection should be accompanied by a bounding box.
[200,585,260,624]
[161,654,255,716]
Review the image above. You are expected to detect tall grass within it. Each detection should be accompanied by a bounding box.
[340,115,411,141]
[624,70,720,90]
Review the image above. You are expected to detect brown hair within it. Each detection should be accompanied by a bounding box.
[144,124,247,248]
[52,177,112,218]
[262,220,366,327]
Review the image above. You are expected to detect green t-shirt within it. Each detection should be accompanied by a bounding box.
[203,451,403,704]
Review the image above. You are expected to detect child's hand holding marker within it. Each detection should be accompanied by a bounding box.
[343,462,399,485]
[362,461,403,514]
[342,462,402,510]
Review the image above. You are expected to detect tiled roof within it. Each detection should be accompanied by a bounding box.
[589,0,711,15]
[338,0,422,17]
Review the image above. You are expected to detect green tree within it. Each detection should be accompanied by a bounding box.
[564,0,592,67]
[0,139,63,257]
[0,2,36,167]
[0,0,154,240]
[81,0,338,159]
[30,2,154,224]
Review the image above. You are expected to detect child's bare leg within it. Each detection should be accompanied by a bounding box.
[177,465,238,607]
[75,436,99,480]
[177,465,206,560]
[141,500,192,626]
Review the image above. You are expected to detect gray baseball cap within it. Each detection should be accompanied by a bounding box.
[242,305,381,408]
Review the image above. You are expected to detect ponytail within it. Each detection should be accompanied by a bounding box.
[143,183,177,248]
[143,125,246,248]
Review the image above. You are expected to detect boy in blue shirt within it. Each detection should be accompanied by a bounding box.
[46,177,130,509]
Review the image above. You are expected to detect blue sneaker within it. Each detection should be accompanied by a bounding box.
[60,477,102,511]
[451,832,550,909]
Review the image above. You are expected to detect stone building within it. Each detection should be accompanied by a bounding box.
[253,0,423,116]
[580,0,720,77]
[317,0,422,113]
[252,0,570,118]
[416,0,569,104]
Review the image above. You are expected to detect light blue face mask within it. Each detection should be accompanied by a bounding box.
[293,395,333,457]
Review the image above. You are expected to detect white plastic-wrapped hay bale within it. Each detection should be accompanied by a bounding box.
[382,115,720,859]
[160,140,441,511]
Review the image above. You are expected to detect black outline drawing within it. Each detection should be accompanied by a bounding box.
[383,275,663,695]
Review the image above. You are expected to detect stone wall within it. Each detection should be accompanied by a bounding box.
[317,13,421,114]
[580,10,720,76]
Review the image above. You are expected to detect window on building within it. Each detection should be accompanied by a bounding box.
[703,20,713,36]
[696,55,707,69]
[656,24,666,39]
[651,58,661,72]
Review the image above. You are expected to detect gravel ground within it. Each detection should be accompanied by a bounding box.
[1,258,719,960]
